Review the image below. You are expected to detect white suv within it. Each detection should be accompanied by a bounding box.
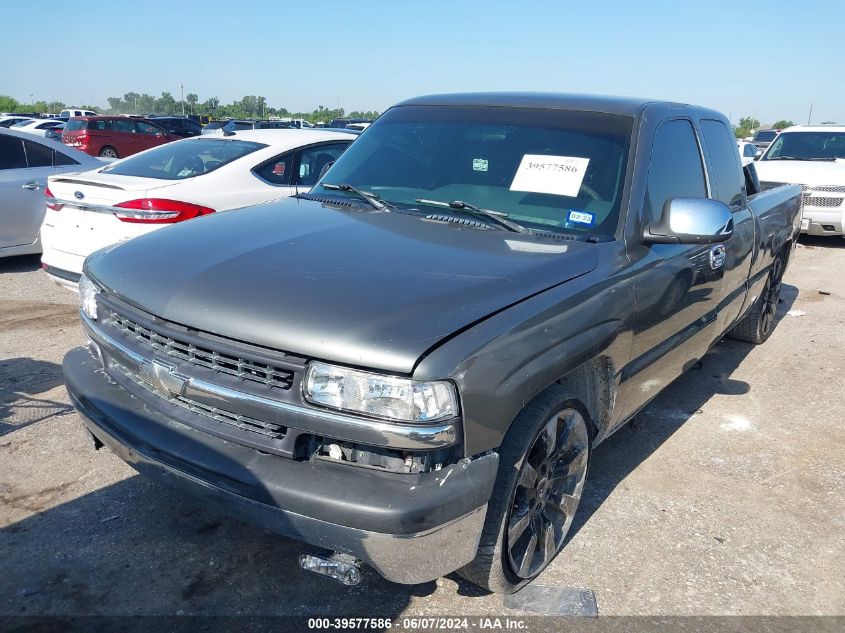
[755,125,845,237]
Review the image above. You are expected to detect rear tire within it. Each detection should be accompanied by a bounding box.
[729,254,784,344]
[458,384,591,593]
[99,146,119,158]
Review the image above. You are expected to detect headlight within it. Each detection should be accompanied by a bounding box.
[304,361,458,422]
[79,273,100,320]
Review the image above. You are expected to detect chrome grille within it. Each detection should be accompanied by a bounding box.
[109,312,294,390]
[802,195,844,208]
[802,184,845,193]
[170,394,286,439]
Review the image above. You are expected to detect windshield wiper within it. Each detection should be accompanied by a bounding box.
[766,156,830,161]
[321,183,391,210]
[414,198,528,233]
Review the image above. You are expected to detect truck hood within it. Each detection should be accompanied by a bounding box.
[86,198,598,374]
[755,160,845,186]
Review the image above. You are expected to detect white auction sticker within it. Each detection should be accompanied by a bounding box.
[509,155,590,197]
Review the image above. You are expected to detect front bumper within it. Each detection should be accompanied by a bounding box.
[801,205,844,236]
[63,346,498,584]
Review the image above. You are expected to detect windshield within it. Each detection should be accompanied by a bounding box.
[11,120,34,128]
[763,131,845,161]
[753,130,778,143]
[313,105,632,235]
[101,138,266,180]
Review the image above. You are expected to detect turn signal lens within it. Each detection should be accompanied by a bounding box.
[113,198,215,224]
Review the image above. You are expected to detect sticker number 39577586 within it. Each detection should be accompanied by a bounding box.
[509,155,590,197]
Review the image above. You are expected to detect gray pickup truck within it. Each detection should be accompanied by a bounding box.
[63,93,801,593]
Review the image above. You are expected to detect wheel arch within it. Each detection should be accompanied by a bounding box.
[553,356,614,443]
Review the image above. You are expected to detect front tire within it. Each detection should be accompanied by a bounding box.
[459,385,591,593]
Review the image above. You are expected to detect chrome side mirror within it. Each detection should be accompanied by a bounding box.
[643,198,733,245]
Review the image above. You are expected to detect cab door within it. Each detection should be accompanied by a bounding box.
[619,118,727,419]
[698,118,755,331]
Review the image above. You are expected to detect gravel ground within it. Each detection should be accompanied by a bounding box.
[1,240,843,619]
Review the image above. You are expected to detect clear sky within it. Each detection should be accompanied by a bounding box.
[2,0,842,124]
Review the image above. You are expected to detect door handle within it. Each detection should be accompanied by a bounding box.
[21,181,41,191]
[709,244,726,269]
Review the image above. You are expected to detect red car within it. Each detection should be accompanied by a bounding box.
[62,116,179,159]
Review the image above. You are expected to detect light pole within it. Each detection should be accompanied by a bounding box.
[180,83,185,116]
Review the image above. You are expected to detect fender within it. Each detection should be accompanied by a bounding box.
[414,243,636,457]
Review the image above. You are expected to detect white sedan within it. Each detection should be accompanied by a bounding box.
[11,118,66,138]
[41,129,356,290]
[0,129,103,259]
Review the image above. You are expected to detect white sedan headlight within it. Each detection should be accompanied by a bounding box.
[304,361,458,422]
[79,273,100,320]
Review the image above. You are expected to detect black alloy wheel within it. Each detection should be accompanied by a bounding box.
[505,408,589,579]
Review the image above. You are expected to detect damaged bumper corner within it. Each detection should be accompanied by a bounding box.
[62,346,499,584]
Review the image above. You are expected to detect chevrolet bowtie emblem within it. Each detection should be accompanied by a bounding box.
[145,360,188,397]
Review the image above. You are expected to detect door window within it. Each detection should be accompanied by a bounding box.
[53,149,80,166]
[700,119,744,209]
[295,143,350,187]
[112,119,135,133]
[135,121,161,135]
[253,152,293,186]
[0,136,27,169]
[23,140,53,167]
[644,120,706,224]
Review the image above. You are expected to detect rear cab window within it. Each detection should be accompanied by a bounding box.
[700,119,744,209]
[101,138,266,180]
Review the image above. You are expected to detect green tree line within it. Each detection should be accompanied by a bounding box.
[1,92,380,123]
[0,95,99,114]
[104,92,379,123]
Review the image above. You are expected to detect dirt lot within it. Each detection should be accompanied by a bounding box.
[1,240,843,619]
